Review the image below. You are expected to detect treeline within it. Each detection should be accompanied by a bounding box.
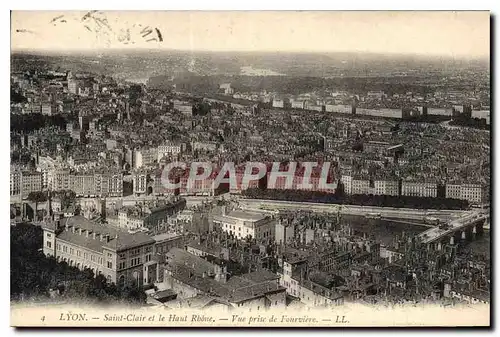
[11,88,27,103]
[148,74,469,97]
[10,113,68,133]
[241,188,469,210]
[11,223,146,305]
[450,117,490,130]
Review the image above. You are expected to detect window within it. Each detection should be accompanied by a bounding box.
[84,252,88,259]
[70,248,74,255]
[107,261,113,269]
[47,233,52,238]
[63,246,68,253]
[56,244,61,251]
[77,250,81,257]
[46,241,52,248]
[130,257,142,267]
[145,254,151,262]
[107,252,112,258]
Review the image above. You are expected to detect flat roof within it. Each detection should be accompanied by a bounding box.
[225,210,267,222]
[153,232,183,242]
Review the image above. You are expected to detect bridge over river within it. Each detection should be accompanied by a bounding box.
[418,210,490,247]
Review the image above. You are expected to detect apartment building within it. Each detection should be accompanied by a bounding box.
[351,179,370,194]
[340,175,353,194]
[132,172,148,195]
[446,183,489,204]
[51,170,70,191]
[401,181,437,198]
[69,174,96,197]
[157,143,182,162]
[374,180,399,196]
[133,147,156,169]
[21,171,43,196]
[10,170,22,196]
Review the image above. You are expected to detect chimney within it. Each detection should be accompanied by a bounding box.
[65,223,69,231]
[93,232,97,239]
[79,228,83,235]
[100,234,106,242]
[105,234,111,242]
[72,226,77,233]
[86,230,90,238]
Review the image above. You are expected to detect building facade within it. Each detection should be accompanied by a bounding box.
[401,181,438,198]
[42,215,156,287]
[212,210,275,242]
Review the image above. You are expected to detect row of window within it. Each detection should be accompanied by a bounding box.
[130,248,141,256]
[130,257,142,267]
[56,243,104,264]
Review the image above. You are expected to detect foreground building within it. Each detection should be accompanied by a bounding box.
[41,215,156,288]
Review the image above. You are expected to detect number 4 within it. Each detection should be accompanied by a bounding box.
[41,316,45,322]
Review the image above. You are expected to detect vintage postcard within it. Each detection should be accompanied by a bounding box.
[10,10,490,327]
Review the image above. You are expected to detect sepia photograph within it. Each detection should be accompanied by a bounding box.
[9,10,491,328]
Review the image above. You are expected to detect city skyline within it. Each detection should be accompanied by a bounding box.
[11,11,490,59]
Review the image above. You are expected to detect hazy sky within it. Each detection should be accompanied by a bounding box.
[11,11,490,58]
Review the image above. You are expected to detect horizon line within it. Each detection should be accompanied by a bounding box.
[10,47,491,61]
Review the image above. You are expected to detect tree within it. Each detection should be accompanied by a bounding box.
[55,190,77,209]
[27,191,47,221]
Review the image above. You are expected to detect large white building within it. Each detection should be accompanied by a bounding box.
[48,171,123,197]
[446,183,488,204]
[10,170,22,196]
[351,179,370,194]
[133,147,156,169]
[173,100,193,116]
[133,172,148,195]
[157,143,182,162]
[374,180,399,196]
[401,181,437,198]
[272,98,285,108]
[212,209,275,242]
[340,175,352,194]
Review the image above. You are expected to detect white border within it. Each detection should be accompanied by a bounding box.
[1,1,497,337]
